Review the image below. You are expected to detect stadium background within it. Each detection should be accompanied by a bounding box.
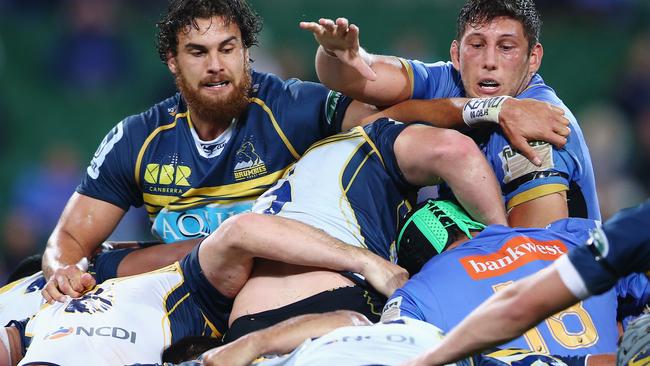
[0,0,648,281]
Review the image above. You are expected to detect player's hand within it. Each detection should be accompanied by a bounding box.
[361,253,409,297]
[498,98,570,166]
[299,17,377,80]
[42,262,96,303]
[201,335,259,366]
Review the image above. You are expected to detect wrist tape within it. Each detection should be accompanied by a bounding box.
[462,96,511,127]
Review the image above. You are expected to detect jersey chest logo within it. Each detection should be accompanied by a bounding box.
[234,140,267,181]
[460,236,567,280]
[65,287,115,314]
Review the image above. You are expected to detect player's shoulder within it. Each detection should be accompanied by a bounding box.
[122,93,184,134]
[251,69,329,103]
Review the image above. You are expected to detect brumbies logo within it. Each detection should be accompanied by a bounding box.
[234,140,267,181]
[65,287,115,314]
[460,236,567,280]
[25,276,46,294]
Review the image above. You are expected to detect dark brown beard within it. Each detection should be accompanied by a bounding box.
[175,63,252,125]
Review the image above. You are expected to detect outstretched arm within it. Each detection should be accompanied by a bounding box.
[199,213,408,299]
[404,266,577,365]
[42,193,124,303]
[364,97,570,166]
[300,17,411,106]
[202,310,371,366]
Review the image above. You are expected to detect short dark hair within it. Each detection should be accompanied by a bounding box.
[162,336,222,363]
[456,0,542,52]
[156,0,263,63]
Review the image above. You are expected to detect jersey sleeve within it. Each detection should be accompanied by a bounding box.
[404,59,464,99]
[382,291,424,322]
[561,200,650,297]
[362,119,419,193]
[272,79,353,154]
[496,85,585,210]
[90,248,138,283]
[76,116,147,210]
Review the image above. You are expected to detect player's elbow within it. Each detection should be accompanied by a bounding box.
[334,310,373,327]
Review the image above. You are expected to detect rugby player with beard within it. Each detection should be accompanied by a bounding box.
[39,0,386,302]
[40,0,567,304]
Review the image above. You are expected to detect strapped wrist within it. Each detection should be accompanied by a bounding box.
[462,96,511,127]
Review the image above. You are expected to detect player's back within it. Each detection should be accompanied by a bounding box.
[389,218,619,355]
[0,272,46,325]
[19,263,213,366]
[253,119,414,261]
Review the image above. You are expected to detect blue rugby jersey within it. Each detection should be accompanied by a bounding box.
[252,119,415,261]
[560,200,650,297]
[402,60,599,220]
[78,70,352,242]
[386,218,624,355]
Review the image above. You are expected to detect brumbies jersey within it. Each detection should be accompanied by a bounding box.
[252,317,469,366]
[78,70,351,243]
[19,262,220,366]
[403,60,599,219]
[0,272,45,325]
[557,200,650,299]
[252,119,414,261]
[385,218,620,355]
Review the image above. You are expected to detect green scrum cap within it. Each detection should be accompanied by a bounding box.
[397,199,486,255]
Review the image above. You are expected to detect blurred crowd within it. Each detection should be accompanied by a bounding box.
[0,0,648,281]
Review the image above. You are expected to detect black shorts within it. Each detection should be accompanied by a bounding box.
[223,285,385,343]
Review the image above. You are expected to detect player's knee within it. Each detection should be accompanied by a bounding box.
[419,129,473,164]
[209,212,258,250]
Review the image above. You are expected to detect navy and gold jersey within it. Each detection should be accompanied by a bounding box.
[387,218,622,355]
[404,60,600,220]
[78,70,352,242]
[558,199,650,298]
[252,119,414,261]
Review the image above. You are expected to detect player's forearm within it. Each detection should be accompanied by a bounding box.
[42,229,93,280]
[253,311,370,356]
[116,238,200,277]
[315,45,370,94]
[232,213,372,274]
[316,47,408,106]
[361,99,468,128]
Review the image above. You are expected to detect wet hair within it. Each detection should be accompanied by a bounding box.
[456,0,542,52]
[156,0,263,63]
[6,254,43,284]
[162,336,222,363]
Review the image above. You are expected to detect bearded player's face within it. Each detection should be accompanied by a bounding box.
[167,15,251,123]
[450,16,543,98]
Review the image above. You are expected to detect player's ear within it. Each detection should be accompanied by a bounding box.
[450,40,461,72]
[167,51,178,75]
[527,43,543,75]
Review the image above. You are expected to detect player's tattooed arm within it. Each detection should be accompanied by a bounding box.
[201,311,371,366]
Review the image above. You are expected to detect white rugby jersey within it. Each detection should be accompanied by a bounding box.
[254,317,466,366]
[0,272,46,325]
[19,263,217,366]
[252,121,414,262]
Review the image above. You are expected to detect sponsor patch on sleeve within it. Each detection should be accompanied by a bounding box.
[325,90,342,125]
[499,142,553,184]
[380,296,402,322]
